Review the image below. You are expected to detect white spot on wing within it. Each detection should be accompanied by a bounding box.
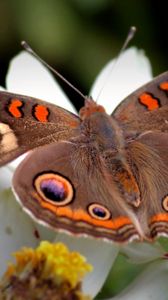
[0,123,18,152]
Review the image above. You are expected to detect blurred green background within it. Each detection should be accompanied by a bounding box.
[0,0,167,298]
[0,0,168,110]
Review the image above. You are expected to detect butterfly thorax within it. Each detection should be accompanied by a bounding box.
[77,98,141,209]
[79,97,123,149]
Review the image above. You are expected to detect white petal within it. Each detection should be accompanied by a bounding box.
[0,188,57,276]
[0,189,39,275]
[2,154,28,179]
[35,223,57,242]
[0,167,13,189]
[7,153,28,172]
[54,232,119,298]
[90,47,153,114]
[6,51,76,113]
[0,86,5,91]
[111,260,168,300]
[121,242,165,264]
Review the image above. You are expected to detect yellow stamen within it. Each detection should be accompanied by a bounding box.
[1,241,93,300]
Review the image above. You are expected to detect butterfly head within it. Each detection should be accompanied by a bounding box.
[79,97,106,120]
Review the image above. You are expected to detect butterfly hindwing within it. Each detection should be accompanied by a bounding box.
[13,141,140,243]
[128,131,168,239]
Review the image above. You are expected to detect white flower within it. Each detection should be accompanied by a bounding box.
[110,260,168,300]
[0,47,167,299]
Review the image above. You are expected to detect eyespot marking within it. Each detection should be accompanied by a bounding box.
[0,123,18,152]
[32,104,49,122]
[162,195,168,212]
[34,172,74,206]
[138,92,160,110]
[7,98,24,118]
[88,203,111,220]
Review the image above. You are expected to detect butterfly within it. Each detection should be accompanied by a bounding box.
[0,72,168,243]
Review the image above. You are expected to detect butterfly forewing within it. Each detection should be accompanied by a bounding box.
[113,71,168,133]
[0,91,80,165]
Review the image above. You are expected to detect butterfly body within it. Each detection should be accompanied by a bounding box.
[1,72,168,243]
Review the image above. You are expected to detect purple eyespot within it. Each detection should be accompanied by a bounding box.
[92,206,106,218]
[34,172,74,206]
[88,203,111,220]
[40,179,66,202]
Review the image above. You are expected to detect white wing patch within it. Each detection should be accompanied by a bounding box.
[0,123,18,152]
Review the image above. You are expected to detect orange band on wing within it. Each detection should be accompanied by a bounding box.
[8,99,24,118]
[159,81,168,92]
[33,104,49,122]
[150,213,168,224]
[33,192,132,230]
[139,93,160,110]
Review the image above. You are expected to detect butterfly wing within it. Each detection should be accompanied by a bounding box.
[128,131,168,239]
[13,141,141,243]
[112,71,168,239]
[0,91,80,165]
[113,72,168,133]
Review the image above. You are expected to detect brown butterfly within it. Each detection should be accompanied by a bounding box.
[0,72,168,243]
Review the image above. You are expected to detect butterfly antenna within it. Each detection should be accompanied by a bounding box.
[21,41,86,100]
[95,26,137,102]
